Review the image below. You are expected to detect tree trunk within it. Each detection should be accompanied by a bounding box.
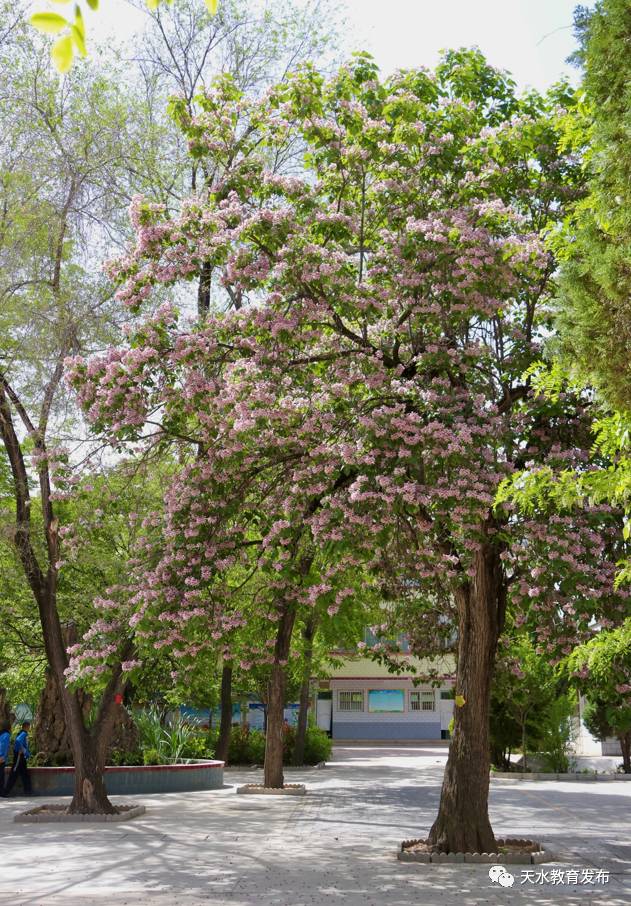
[0,340,128,815]
[521,718,527,772]
[0,687,12,725]
[197,260,212,319]
[263,605,296,788]
[69,731,115,814]
[619,732,631,774]
[33,667,91,766]
[427,538,504,853]
[293,616,316,766]
[215,663,232,763]
[33,624,92,766]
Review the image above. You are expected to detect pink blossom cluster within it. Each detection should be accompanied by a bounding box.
[64,62,629,679]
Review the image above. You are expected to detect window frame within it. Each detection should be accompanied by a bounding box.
[337,690,364,712]
[409,689,436,712]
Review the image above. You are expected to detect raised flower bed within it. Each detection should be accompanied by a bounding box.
[4,759,224,797]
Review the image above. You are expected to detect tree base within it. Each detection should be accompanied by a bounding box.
[14,804,145,823]
[399,837,549,864]
[236,783,306,796]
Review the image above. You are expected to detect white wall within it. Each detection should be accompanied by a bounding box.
[331,677,449,725]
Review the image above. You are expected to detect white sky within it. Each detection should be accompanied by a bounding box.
[94,0,592,93]
[343,0,591,92]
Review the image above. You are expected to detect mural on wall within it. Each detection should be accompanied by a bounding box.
[368,689,405,713]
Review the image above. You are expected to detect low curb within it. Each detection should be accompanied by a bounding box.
[4,760,224,796]
[398,838,550,865]
[492,771,630,782]
[236,784,306,796]
[14,804,146,824]
[224,762,326,771]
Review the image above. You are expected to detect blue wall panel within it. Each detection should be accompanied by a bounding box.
[332,721,441,740]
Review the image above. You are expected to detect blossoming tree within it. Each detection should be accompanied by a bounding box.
[70,53,629,848]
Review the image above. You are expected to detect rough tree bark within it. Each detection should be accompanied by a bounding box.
[0,688,12,725]
[34,647,138,769]
[197,260,212,320]
[427,530,505,853]
[619,732,631,774]
[33,623,90,765]
[292,616,316,766]
[263,605,296,788]
[215,662,233,763]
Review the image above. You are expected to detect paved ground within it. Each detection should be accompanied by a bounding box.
[0,745,629,906]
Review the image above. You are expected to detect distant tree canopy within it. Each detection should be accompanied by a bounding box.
[29,0,218,72]
[555,0,631,412]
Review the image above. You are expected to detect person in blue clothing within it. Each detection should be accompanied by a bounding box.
[3,720,32,796]
[0,721,11,797]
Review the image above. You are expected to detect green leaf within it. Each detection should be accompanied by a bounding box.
[146,0,160,9]
[30,12,68,35]
[51,34,74,72]
[454,694,466,708]
[74,4,85,38]
[86,0,99,9]
[70,24,87,57]
[205,0,218,13]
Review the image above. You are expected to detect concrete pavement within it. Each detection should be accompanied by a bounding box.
[0,745,629,906]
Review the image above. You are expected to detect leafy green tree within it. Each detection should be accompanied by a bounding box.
[523,0,631,583]
[0,25,147,799]
[490,636,558,770]
[566,621,631,772]
[554,0,631,414]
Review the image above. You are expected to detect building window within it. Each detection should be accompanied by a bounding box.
[410,690,435,712]
[338,690,364,711]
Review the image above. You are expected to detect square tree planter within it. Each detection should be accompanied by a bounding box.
[398,838,551,864]
[236,784,306,796]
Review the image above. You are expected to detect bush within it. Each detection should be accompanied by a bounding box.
[203,720,331,766]
[226,725,266,764]
[143,747,165,766]
[302,724,332,764]
[133,706,201,763]
[282,725,296,763]
[179,733,213,760]
[539,696,575,773]
[204,725,265,763]
[108,747,143,766]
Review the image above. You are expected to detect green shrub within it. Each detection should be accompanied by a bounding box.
[302,724,332,764]
[226,725,265,764]
[539,696,575,773]
[205,727,219,757]
[143,747,165,765]
[108,747,143,766]
[199,720,331,766]
[180,734,213,760]
[133,706,201,763]
[282,725,296,763]
[245,728,266,763]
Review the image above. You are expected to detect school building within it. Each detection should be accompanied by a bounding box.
[313,646,456,742]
